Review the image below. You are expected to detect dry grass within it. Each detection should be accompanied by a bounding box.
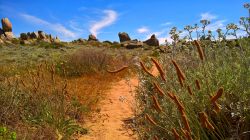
[0,46,132,139]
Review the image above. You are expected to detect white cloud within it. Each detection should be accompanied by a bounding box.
[69,20,85,32]
[137,26,149,34]
[89,10,117,37]
[161,22,172,26]
[20,13,76,40]
[206,20,226,31]
[201,12,217,21]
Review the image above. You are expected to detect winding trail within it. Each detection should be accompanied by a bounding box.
[79,77,138,140]
[79,64,159,140]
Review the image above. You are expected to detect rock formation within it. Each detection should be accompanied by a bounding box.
[88,34,98,41]
[118,32,131,42]
[143,34,159,46]
[20,33,29,40]
[1,18,14,39]
[1,18,12,32]
[38,31,46,39]
[121,40,143,49]
[30,32,39,39]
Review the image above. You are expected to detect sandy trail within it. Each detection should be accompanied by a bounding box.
[79,64,159,140]
[79,77,138,140]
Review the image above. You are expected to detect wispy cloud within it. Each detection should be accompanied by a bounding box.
[20,13,76,40]
[201,12,217,21]
[89,10,118,37]
[161,22,172,26]
[206,20,226,31]
[137,26,149,34]
[69,20,85,32]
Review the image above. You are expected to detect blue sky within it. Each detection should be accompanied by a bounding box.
[0,0,249,43]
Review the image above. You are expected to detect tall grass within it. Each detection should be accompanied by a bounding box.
[135,36,250,139]
[0,64,87,139]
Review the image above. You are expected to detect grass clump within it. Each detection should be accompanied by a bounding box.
[57,47,130,77]
[0,64,88,139]
[135,38,250,139]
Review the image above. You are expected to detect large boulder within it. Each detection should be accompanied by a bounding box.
[88,34,98,41]
[20,33,29,40]
[121,40,143,49]
[20,40,31,45]
[1,18,12,32]
[0,38,3,44]
[77,38,86,43]
[143,34,159,46]
[103,40,112,44]
[0,28,4,39]
[30,32,39,39]
[4,32,14,40]
[53,36,60,43]
[38,31,46,39]
[118,32,131,42]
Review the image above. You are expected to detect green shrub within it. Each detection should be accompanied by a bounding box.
[0,126,16,140]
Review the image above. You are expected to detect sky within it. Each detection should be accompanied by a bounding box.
[0,0,249,43]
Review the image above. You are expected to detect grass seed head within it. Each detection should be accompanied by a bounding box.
[140,61,155,77]
[152,95,163,113]
[195,79,201,90]
[151,57,166,81]
[211,87,224,103]
[187,85,193,96]
[172,128,180,140]
[145,113,157,125]
[172,60,186,80]
[194,40,204,61]
[181,114,191,133]
[199,112,215,130]
[153,82,165,96]
[107,66,128,73]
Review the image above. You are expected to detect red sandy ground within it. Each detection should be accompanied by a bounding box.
[80,65,158,140]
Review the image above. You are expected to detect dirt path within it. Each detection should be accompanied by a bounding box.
[79,77,138,140]
[79,64,159,140]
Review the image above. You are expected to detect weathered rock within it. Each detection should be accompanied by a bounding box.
[4,32,14,39]
[0,38,3,44]
[0,28,4,39]
[1,18,12,32]
[38,31,46,39]
[48,34,52,40]
[30,32,39,39]
[103,40,112,44]
[53,36,60,43]
[0,28,4,35]
[113,41,119,44]
[118,32,131,42]
[77,38,86,43]
[20,33,29,40]
[20,40,31,45]
[143,34,159,46]
[88,34,98,41]
[121,40,143,49]
[45,34,50,39]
